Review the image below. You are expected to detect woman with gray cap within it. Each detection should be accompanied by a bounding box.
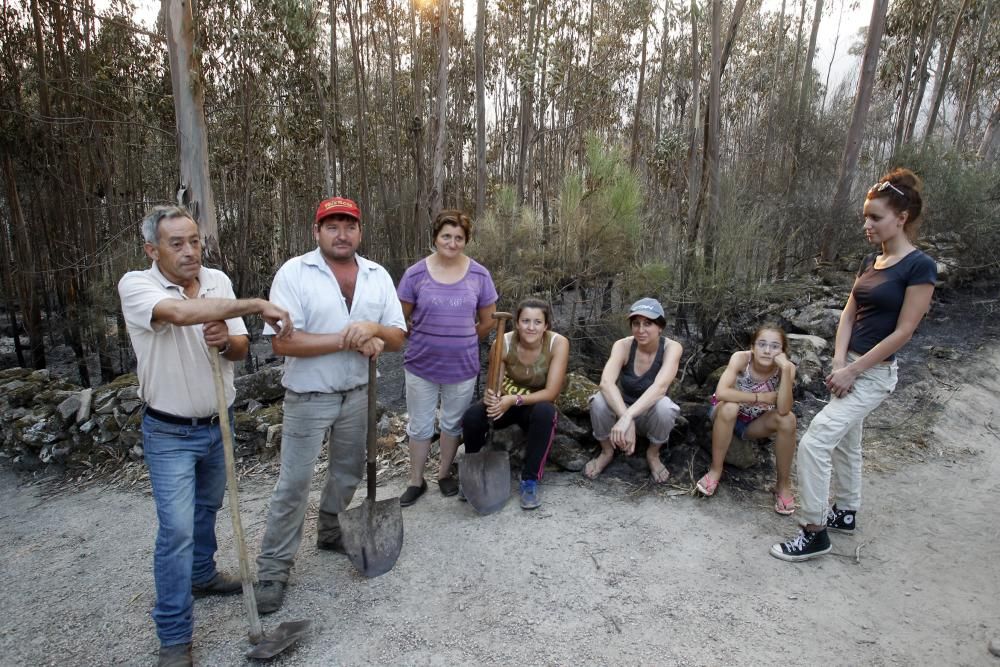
[584,298,683,482]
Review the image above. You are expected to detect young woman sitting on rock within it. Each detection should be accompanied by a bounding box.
[461,299,570,510]
[696,325,798,514]
[584,298,683,483]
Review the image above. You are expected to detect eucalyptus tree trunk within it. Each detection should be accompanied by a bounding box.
[820,0,843,115]
[781,0,807,174]
[454,36,466,210]
[677,0,702,336]
[314,65,335,195]
[654,0,672,145]
[630,1,652,171]
[429,0,450,218]
[706,0,721,260]
[475,0,487,218]
[790,0,823,182]
[163,0,220,259]
[893,9,919,154]
[409,1,429,247]
[822,0,889,263]
[761,0,787,174]
[903,0,939,145]
[685,0,702,242]
[2,155,44,369]
[923,0,972,144]
[516,0,540,204]
[537,3,551,241]
[330,0,345,193]
[955,0,992,148]
[346,0,372,217]
[978,98,1000,159]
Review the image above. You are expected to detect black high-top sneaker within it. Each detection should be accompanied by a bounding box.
[826,504,857,533]
[770,528,832,562]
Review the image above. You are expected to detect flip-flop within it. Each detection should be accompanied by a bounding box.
[773,491,796,515]
[696,474,719,496]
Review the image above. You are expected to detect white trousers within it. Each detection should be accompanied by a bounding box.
[796,357,898,527]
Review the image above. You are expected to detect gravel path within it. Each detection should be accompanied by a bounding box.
[1,348,998,666]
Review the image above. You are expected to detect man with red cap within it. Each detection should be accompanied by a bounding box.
[254,197,406,613]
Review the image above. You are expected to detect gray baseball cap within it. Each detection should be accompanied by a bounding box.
[628,298,666,324]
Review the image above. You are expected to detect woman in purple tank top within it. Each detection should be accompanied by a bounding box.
[696,325,798,514]
[396,211,498,506]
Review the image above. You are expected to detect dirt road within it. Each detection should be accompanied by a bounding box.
[1,346,998,666]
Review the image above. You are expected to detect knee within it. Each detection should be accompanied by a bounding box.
[462,402,487,426]
[716,401,740,421]
[531,401,556,423]
[654,397,680,420]
[156,509,194,551]
[776,412,797,433]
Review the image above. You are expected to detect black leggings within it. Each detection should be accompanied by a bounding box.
[461,401,557,482]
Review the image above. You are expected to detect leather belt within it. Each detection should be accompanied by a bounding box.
[145,406,220,426]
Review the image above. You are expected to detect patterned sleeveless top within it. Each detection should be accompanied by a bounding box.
[735,359,781,422]
[501,330,555,395]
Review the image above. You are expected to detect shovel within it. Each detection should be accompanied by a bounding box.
[209,350,311,661]
[460,311,514,515]
[338,357,404,577]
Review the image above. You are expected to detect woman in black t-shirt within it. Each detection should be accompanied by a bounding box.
[771,168,937,562]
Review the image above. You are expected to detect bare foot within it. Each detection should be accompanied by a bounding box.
[648,459,671,484]
[583,451,614,479]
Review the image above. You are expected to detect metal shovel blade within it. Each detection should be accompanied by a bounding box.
[245,620,312,660]
[460,450,511,515]
[339,497,404,577]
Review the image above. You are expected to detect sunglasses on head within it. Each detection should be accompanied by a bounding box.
[869,181,907,199]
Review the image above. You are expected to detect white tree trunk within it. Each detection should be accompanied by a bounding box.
[429,0,450,218]
[822,0,889,262]
[163,0,219,258]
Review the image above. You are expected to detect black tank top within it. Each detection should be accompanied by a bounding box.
[620,337,665,405]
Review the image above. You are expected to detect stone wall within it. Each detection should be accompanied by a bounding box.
[0,367,289,472]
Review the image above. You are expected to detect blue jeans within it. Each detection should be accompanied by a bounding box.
[142,411,229,647]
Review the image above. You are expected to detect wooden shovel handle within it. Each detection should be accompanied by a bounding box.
[484,312,514,396]
[366,356,377,501]
[210,349,264,643]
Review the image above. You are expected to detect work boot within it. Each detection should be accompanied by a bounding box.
[254,580,286,615]
[157,642,192,667]
[317,510,346,553]
[191,571,242,597]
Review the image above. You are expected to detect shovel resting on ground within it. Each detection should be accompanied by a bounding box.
[339,357,404,577]
[210,351,311,661]
[460,311,514,515]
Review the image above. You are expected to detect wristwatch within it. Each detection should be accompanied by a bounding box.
[514,394,524,407]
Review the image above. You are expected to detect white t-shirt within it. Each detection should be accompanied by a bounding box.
[265,249,406,393]
[118,263,248,417]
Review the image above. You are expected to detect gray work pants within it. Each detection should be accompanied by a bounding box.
[256,386,367,582]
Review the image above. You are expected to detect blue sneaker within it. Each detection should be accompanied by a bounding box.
[519,479,541,510]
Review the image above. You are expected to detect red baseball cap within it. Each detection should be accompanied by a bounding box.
[315,197,361,224]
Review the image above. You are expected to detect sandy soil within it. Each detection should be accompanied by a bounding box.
[1,343,999,667]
